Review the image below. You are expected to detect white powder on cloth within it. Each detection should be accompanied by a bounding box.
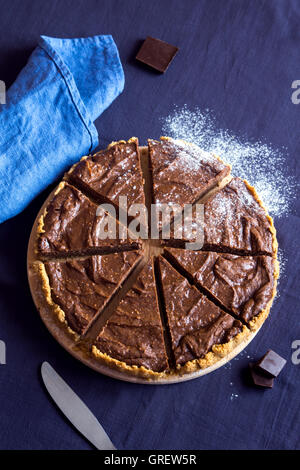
[162,137,224,172]
[230,393,239,401]
[161,106,297,217]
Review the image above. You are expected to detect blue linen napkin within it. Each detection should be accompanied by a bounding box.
[0,35,124,224]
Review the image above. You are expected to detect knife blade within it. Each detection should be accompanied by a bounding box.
[41,362,116,450]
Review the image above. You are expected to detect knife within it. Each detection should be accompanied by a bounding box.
[41,362,116,450]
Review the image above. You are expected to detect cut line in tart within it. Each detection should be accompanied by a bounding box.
[92,259,169,377]
[156,256,247,371]
[163,248,278,328]
[37,182,141,258]
[36,251,142,336]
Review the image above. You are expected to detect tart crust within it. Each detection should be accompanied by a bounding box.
[91,347,168,380]
[243,179,278,258]
[36,182,65,253]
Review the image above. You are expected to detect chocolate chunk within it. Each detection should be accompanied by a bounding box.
[256,350,287,378]
[136,36,178,73]
[249,363,274,388]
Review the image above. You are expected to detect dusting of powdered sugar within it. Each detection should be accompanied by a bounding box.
[230,393,239,401]
[161,106,298,217]
[275,247,287,293]
[163,137,221,172]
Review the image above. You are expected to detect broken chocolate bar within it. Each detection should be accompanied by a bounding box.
[136,36,178,73]
[249,363,274,389]
[256,350,287,378]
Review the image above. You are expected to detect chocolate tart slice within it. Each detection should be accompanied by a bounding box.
[67,138,145,210]
[165,177,277,257]
[203,177,277,255]
[92,260,169,377]
[164,248,277,328]
[148,137,231,231]
[37,251,142,336]
[157,256,246,371]
[37,182,141,257]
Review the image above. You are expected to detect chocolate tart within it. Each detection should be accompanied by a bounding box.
[27,137,278,384]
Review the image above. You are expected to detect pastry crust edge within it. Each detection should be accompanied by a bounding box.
[247,256,279,331]
[243,179,278,259]
[35,181,67,255]
[35,260,79,341]
[91,346,169,380]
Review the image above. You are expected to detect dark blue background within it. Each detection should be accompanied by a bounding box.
[0,0,299,450]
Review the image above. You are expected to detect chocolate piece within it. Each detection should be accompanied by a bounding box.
[148,137,230,232]
[164,248,275,324]
[257,350,287,378]
[249,363,274,388]
[94,260,169,372]
[38,183,140,256]
[167,177,275,256]
[43,251,141,335]
[136,36,178,73]
[68,138,145,211]
[157,257,243,366]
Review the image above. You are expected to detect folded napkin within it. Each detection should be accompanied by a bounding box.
[0,35,124,224]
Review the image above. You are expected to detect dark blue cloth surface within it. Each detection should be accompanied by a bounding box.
[0,0,299,450]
